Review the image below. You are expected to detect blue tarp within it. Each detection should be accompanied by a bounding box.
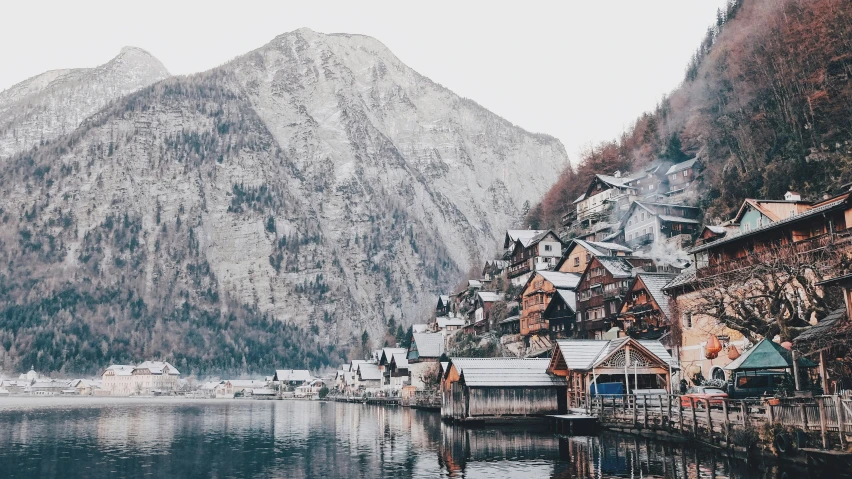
[590,382,624,396]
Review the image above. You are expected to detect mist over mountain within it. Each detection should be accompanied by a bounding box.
[0,29,568,375]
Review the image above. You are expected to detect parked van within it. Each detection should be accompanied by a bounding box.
[726,371,790,399]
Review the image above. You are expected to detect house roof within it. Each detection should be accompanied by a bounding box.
[448,357,551,375]
[664,158,697,175]
[724,339,817,371]
[410,333,445,358]
[689,194,850,254]
[412,323,429,333]
[357,362,382,381]
[525,230,558,247]
[661,267,697,292]
[573,193,587,204]
[436,317,466,328]
[632,273,678,320]
[136,361,180,376]
[390,353,409,369]
[505,230,548,248]
[552,338,677,372]
[468,279,482,289]
[595,257,635,279]
[226,380,267,388]
[460,369,568,387]
[439,295,450,305]
[275,369,312,382]
[104,365,135,376]
[499,314,520,325]
[380,348,407,365]
[535,270,581,290]
[704,225,727,234]
[553,289,577,313]
[658,214,700,224]
[477,291,503,303]
[794,308,846,345]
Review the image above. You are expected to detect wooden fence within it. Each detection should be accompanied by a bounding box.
[586,394,852,450]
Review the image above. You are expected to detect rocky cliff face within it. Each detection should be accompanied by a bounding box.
[0,29,568,374]
[0,46,170,159]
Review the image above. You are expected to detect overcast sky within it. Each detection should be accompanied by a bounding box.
[0,0,728,161]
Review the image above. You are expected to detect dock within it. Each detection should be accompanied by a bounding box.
[550,412,599,435]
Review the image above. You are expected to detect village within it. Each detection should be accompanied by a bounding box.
[328,159,852,461]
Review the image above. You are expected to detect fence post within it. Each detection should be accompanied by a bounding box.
[818,397,828,449]
[691,398,698,436]
[835,395,846,449]
[643,395,649,429]
[767,401,774,424]
[742,401,749,428]
[667,395,672,427]
[799,403,808,429]
[633,395,638,425]
[705,399,713,442]
[678,396,684,433]
[722,400,730,446]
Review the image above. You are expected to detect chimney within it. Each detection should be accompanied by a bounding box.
[784,191,801,201]
[613,170,621,178]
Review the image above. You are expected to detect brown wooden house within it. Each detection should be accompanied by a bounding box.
[617,273,677,343]
[507,230,563,283]
[519,271,580,336]
[575,256,653,339]
[555,239,633,275]
[541,289,576,338]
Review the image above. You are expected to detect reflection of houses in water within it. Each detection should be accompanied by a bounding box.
[96,407,178,453]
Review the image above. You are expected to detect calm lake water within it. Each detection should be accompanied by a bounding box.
[0,397,833,478]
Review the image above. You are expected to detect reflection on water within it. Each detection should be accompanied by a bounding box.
[0,397,832,478]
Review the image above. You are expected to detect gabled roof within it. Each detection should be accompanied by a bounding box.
[689,194,850,254]
[551,338,677,372]
[436,317,466,328]
[724,339,817,371]
[468,279,482,289]
[409,332,445,359]
[664,158,697,175]
[794,308,846,345]
[136,361,181,376]
[357,362,382,381]
[732,199,783,223]
[629,273,678,320]
[557,239,634,270]
[504,230,547,248]
[661,268,697,292]
[274,369,312,382]
[379,348,407,365]
[447,357,551,377]
[438,295,450,306]
[534,270,581,290]
[704,225,727,235]
[594,257,635,279]
[412,323,429,333]
[525,229,559,247]
[460,369,568,387]
[554,289,577,312]
[104,365,135,376]
[390,353,409,370]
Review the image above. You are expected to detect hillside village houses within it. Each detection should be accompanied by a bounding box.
[334,156,852,416]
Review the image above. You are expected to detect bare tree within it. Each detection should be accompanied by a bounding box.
[685,241,846,342]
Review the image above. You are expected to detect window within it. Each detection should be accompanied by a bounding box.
[683,170,689,177]
[684,312,693,329]
[574,257,580,267]
[649,184,654,190]
[670,175,676,181]
[544,244,552,252]
[586,253,591,263]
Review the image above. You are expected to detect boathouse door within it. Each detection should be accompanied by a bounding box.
[557,387,568,414]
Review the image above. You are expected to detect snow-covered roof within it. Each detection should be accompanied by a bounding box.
[448,358,565,387]
[390,353,409,369]
[274,369,312,382]
[661,267,697,291]
[380,348,407,365]
[506,230,547,245]
[136,361,181,376]
[436,317,466,328]
[633,273,678,320]
[665,158,697,175]
[226,380,268,388]
[357,362,382,381]
[468,279,482,289]
[704,225,727,234]
[409,332,445,359]
[595,257,634,279]
[412,323,429,333]
[476,291,503,303]
[448,357,551,375]
[658,215,700,224]
[536,270,581,290]
[553,338,676,372]
[104,365,135,376]
[554,289,577,312]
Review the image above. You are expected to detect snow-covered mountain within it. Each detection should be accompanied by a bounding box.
[0,29,568,374]
[0,47,170,158]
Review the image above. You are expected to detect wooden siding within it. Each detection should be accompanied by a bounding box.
[443,383,565,420]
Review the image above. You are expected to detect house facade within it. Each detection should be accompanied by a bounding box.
[101,362,180,396]
[519,271,580,336]
[506,230,563,284]
[617,273,677,343]
[556,239,633,275]
[576,256,653,339]
[621,201,700,250]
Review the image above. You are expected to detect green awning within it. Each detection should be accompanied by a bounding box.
[724,338,817,371]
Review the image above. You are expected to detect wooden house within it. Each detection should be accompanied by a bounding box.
[620,201,700,250]
[547,338,677,407]
[506,230,563,284]
[436,295,451,317]
[441,358,568,421]
[407,332,445,389]
[388,353,410,389]
[541,289,576,338]
[519,270,580,336]
[355,362,382,391]
[379,347,407,387]
[575,256,652,339]
[574,173,641,227]
[472,291,503,330]
[555,239,633,274]
[617,273,677,343]
[663,159,698,195]
[482,260,508,282]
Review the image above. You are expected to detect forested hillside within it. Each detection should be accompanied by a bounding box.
[530,0,852,228]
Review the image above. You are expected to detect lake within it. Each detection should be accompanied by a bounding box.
[0,397,831,478]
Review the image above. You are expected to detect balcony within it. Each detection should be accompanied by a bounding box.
[603,287,628,300]
[508,259,532,278]
[626,233,654,248]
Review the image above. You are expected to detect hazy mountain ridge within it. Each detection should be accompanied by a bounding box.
[0,46,170,159]
[0,29,568,374]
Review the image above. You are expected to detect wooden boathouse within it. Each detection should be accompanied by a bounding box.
[441,358,568,421]
[547,338,677,408]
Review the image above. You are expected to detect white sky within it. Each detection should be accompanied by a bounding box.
[0,0,728,161]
